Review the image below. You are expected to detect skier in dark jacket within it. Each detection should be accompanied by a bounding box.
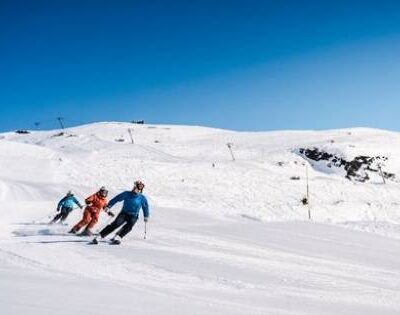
[51,191,83,224]
[91,181,149,245]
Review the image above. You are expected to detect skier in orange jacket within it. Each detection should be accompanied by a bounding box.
[69,187,113,236]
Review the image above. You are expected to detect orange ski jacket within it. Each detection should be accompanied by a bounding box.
[85,193,108,213]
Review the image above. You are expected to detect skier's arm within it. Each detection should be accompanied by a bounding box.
[107,192,126,209]
[85,194,96,205]
[142,196,149,221]
[72,197,83,209]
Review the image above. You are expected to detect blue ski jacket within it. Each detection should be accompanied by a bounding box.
[57,195,82,211]
[107,191,149,218]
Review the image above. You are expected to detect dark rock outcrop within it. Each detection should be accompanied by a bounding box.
[297,148,394,182]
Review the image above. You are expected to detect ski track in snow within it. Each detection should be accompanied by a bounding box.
[1,122,400,315]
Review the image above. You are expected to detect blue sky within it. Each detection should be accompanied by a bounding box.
[1,0,400,132]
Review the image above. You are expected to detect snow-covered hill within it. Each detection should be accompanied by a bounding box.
[1,122,400,315]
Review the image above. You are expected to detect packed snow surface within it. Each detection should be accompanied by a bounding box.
[1,122,400,314]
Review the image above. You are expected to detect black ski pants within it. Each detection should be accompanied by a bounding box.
[99,212,138,239]
[52,207,73,222]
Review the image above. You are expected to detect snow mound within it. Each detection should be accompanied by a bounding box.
[1,122,400,223]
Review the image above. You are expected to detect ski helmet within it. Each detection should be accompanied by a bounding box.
[134,181,145,192]
[98,186,108,197]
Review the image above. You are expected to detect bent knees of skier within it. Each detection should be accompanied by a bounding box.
[69,187,108,235]
[92,181,149,245]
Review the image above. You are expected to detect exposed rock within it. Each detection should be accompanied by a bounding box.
[52,132,65,137]
[297,147,395,182]
[15,130,30,134]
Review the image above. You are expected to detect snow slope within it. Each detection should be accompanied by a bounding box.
[1,122,400,314]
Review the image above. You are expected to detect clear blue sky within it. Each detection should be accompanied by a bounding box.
[1,0,400,132]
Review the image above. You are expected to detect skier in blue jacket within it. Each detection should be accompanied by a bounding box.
[91,181,149,245]
[51,191,83,224]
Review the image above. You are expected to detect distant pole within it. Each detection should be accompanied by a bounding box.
[128,128,134,144]
[226,143,235,161]
[57,117,65,129]
[378,165,386,184]
[306,165,311,220]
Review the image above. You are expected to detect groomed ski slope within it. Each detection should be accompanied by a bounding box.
[0,122,400,315]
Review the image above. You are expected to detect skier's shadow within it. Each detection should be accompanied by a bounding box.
[28,240,89,244]
[13,230,71,237]
[12,222,53,226]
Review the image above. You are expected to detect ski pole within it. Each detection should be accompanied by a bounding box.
[306,164,311,220]
[144,221,147,240]
[36,210,58,224]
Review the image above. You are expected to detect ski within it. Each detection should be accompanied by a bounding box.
[87,239,121,245]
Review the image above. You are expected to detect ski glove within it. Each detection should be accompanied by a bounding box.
[103,207,114,217]
[144,217,149,222]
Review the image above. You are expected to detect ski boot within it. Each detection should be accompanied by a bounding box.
[89,237,99,245]
[110,236,121,245]
[79,229,93,236]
